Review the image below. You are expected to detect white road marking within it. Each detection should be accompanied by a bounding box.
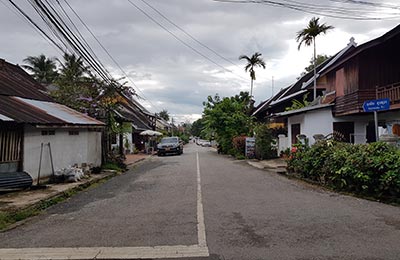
[196,152,208,247]
[0,245,209,259]
[0,151,210,260]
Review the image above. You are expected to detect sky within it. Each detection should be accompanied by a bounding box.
[1,0,399,123]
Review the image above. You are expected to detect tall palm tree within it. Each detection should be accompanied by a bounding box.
[239,52,266,97]
[296,17,334,100]
[22,54,58,84]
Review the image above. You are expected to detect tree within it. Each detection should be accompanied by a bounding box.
[157,109,170,121]
[239,52,266,97]
[296,17,334,100]
[191,118,205,138]
[22,54,58,84]
[203,91,253,154]
[57,53,88,84]
[304,54,330,73]
[51,53,93,112]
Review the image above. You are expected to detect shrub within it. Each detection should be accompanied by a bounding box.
[286,141,400,200]
[254,124,277,160]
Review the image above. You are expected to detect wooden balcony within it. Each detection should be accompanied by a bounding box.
[377,81,400,108]
[334,89,376,116]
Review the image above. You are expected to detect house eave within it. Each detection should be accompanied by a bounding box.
[274,103,334,117]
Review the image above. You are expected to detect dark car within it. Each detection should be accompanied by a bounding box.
[157,137,183,156]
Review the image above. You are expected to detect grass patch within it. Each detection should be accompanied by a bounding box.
[102,162,123,172]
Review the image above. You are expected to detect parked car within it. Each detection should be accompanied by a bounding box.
[201,141,211,147]
[157,136,183,156]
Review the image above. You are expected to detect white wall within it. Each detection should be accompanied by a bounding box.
[23,125,102,180]
[288,108,334,147]
[286,108,373,148]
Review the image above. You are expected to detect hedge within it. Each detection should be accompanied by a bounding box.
[286,141,400,200]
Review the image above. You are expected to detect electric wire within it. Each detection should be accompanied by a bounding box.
[45,0,113,83]
[7,0,67,53]
[29,0,112,83]
[214,0,400,20]
[63,0,163,112]
[127,0,250,82]
[140,0,243,71]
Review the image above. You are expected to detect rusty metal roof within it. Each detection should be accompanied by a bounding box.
[0,96,104,126]
[0,59,52,101]
[0,59,103,126]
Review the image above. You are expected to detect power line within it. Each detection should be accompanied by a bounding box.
[140,0,243,70]
[214,0,400,20]
[28,0,113,83]
[6,0,66,54]
[63,0,163,112]
[127,0,249,81]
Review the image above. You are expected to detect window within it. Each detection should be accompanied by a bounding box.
[41,130,55,135]
[69,130,79,136]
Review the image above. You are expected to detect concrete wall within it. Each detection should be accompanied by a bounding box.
[23,125,102,180]
[283,108,400,149]
[288,108,334,147]
[286,108,373,148]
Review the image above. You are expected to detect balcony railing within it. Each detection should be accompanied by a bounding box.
[377,81,400,105]
[334,89,376,116]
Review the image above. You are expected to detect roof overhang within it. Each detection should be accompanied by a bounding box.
[274,103,334,117]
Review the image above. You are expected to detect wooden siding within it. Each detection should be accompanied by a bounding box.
[334,89,376,116]
[324,57,359,96]
[0,123,23,164]
[359,33,400,90]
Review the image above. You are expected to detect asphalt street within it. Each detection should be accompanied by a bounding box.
[0,143,399,260]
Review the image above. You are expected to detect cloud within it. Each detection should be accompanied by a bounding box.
[1,0,399,122]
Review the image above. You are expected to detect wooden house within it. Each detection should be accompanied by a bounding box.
[254,24,400,149]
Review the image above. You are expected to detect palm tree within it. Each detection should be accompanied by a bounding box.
[296,17,334,100]
[239,52,266,97]
[58,53,88,83]
[22,54,58,84]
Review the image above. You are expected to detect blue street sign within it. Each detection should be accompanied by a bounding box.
[363,98,390,112]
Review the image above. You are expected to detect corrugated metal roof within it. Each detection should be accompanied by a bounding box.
[16,97,104,125]
[0,96,104,126]
[0,59,52,101]
[0,113,14,121]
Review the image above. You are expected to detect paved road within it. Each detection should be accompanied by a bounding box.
[0,143,399,260]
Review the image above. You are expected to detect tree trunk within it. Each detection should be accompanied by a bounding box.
[250,78,254,97]
[313,38,317,100]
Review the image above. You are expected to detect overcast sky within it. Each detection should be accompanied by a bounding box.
[1,0,399,123]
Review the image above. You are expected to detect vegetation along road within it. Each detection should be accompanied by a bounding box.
[0,143,399,260]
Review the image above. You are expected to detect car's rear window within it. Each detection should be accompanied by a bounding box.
[160,137,178,143]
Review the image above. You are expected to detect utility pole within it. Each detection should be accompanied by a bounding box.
[171,117,174,136]
[271,76,274,97]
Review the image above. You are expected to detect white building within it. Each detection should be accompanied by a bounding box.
[0,59,104,183]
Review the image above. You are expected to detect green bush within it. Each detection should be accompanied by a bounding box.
[254,124,277,160]
[286,141,400,200]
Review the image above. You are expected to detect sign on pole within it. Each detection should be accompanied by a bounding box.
[363,98,390,112]
[363,98,390,142]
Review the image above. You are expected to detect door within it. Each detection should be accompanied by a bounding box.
[333,122,354,143]
[291,124,300,145]
[0,123,23,173]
